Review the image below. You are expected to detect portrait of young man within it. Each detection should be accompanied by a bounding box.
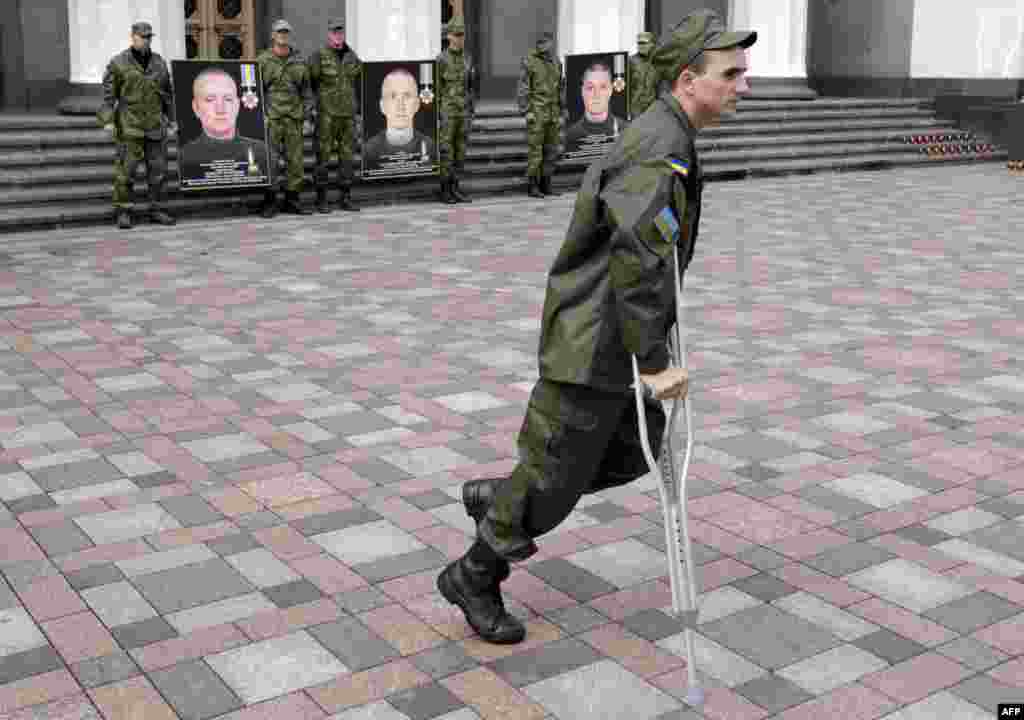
[362,65,437,175]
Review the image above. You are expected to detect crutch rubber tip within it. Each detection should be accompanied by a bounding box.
[685,687,705,706]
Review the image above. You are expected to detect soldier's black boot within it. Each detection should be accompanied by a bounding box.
[437,539,525,644]
[463,477,501,523]
[540,175,561,196]
[451,176,471,203]
[284,191,313,215]
[440,178,458,204]
[316,187,332,214]
[527,176,545,198]
[116,210,133,229]
[337,186,359,212]
[260,190,278,219]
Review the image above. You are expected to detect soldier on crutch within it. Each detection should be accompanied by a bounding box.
[437,9,756,646]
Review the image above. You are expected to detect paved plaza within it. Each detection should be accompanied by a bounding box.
[0,163,1022,719]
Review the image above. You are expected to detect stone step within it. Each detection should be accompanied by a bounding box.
[470,97,926,117]
[707,149,1007,178]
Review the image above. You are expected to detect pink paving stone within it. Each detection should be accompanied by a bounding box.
[359,603,448,656]
[234,417,279,437]
[772,564,872,607]
[522,530,594,560]
[146,519,240,549]
[130,622,249,672]
[764,494,841,526]
[160,452,212,485]
[213,691,327,720]
[251,524,322,561]
[4,692,98,720]
[394,392,469,428]
[87,675,178,720]
[913,457,975,485]
[57,539,151,573]
[689,519,754,556]
[974,615,1024,656]
[367,496,439,532]
[156,416,222,434]
[773,683,897,720]
[860,652,973,704]
[42,611,118,664]
[239,472,337,508]
[200,396,242,416]
[0,526,47,564]
[288,553,368,594]
[759,467,836,493]
[402,593,475,641]
[377,569,445,603]
[0,670,82,715]
[614,491,662,514]
[274,492,357,521]
[688,491,763,519]
[137,435,178,461]
[399,430,467,449]
[772,527,853,560]
[587,579,673,621]
[915,486,984,514]
[16,574,87,621]
[17,499,111,528]
[202,486,262,516]
[860,509,923,534]
[846,598,958,647]
[412,524,474,560]
[331,448,374,463]
[987,657,1024,688]
[926,446,1020,476]
[500,570,577,614]
[226,461,303,486]
[107,412,149,433]
[570,516,657,545]
[705,503,819,545]
[870,535,965,573]
[694,557,759,592]
[315,463,376,493]
[235,598,343,642]
[105,483,192,510]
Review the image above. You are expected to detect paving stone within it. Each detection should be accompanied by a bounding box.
[158,494,225,527]
[620,608,685,643]
[852,628,929,665]
[527,557,619,603]
[543,604,611,636]
[386,681,467,720]
[730,573,800,603]
[935,636,1011,672]
[332,586,394,614]
[489,636,604,688]
[149,658,244,719]
[922,591,1023,635]
[5,493,57,515]
[803,541,896,577]
[130,557,256,614]
[27,521,95,556]
[947,673,1019,714]
[291,505,383,536]
[0,644,64,684]
[353,547,448,584]
[891,524,956,547]
[307,615,401,671]
[262,578,325,608]
[70,650,141,688]
[203,532,262,557]
[109,615,179,650]
[698,604,843,670]
[733,672,815,714]
[408,642,479,680]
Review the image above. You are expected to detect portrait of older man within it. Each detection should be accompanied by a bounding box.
[565,60,626,153]
[362,67,436,168]
[178,66,269,186]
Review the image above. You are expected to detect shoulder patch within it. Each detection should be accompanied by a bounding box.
[653,206,680,243]
[665,157,689,177]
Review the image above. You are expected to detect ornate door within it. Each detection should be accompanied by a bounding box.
[185,0,256,60]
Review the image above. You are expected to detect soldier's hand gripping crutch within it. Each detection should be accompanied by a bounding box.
[631,239,703,707]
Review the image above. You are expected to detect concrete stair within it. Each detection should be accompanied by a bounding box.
[0,97,1004,232]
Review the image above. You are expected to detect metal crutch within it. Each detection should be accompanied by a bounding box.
[631,240,703,707]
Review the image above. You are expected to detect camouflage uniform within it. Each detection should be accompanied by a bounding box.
[516,32,564,197]
[308,18,362,212]
[437,16,479,204]
[257,21,314,215]
[628,31,659,119]
[97,26,175,227]
[437,10,757,647]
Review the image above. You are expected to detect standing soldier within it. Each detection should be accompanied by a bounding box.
[98,21,177,229]
[629,31,659,119]
[257,19,314,217]
[436,16,479,204]
[517,31,564,199]
[308,17,362,213]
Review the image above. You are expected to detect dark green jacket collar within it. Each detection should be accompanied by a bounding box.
[660,91,698,144]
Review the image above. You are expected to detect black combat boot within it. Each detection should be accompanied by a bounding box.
[316,187,332,213]
[540,175,561,196]
[260,189,278,219]
[440,178,458,204]
[437,539,525,644]
[284,191,313,215]
[527,176,545,198]
[149,189,175,225]
[463,477,501,524]
[116,210,133,229]
[337,186,359,212]
[451,176,471,203]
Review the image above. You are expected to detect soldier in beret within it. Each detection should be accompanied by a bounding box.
[437,9,756,646]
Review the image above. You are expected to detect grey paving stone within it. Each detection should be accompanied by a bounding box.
[70,651,141,688]
[131,557,256,614]
[633,530,721,565]
[545,604,610,636]
[796,484,878,518]
[209,451,290,476]
[831,518,885,541]
[963,521,1024,562]
[0,645,63,685]
[405,489,459,511]
[110,615,179,650]
[290,505,383,537]
[262,579,325,609]
[64,562,127,591]
[734,545,790,572]
[4,493,57,515]
[814,444,853,460]
[708,433,801,462]
[0,576,16,610]
[733,672,815,714]
[353,547,448,584]
[733,464,784,483]
[891,524,956,547]
[394,642,478,691]
[149,659,244,720]
[620,609,685,643]
[317,411,397,436]
[445,439,504,463]
[1,559,60,590]
[332,586,394,614]
[851,628,928,665]
[526,557,618,603]
[731,479,786,499]
[204,532,262,557]
[30,458,122,493]
[307,616,400,671]
[27,521,95,556]
[699,605,843,670]
[731,573,800,603]
[803,542,896,578]
[233,511,283,530]
[975,497,1024,519]
[488,636,603,688]
[922,591,1023,635]
[387,681,466,720]
[132,471,180,490]
[63,413,114,436]
[346,457,412,484]
[873,463,959,493]
[948,673,1019,714]
[935,637,1011,672]
[580,501,634,523]
[158,494,225,527]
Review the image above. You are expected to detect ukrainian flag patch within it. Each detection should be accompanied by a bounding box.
[653,206,679,242]
[666,157,689,177]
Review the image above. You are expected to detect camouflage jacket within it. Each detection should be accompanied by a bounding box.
[516,48,564,117]
[537,92,703,391]
[628,54,659,119]
[436,47,479,118]
[97,48,174,140]
[308,44,362,118]
[257,47,314,122]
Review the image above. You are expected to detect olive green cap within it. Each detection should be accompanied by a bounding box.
[328,17,345,30]
[650,9,756,81]
[271,19,293,33]
[445,16,466,34]
[637,31,655,44]
[131,21,154,37]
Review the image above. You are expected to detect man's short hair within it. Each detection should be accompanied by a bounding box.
[382,68,417,90]
[582,62,612,84]
[192,67,238,97]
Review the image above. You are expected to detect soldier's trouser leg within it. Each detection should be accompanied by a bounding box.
[525,115,543,179]
[283,119,305,194]
[478,379,665,561]
[143,137,168,209]
[267,120,287,199]
[335,116,355,192]
[113,139,147,210]
[540,115,561,179]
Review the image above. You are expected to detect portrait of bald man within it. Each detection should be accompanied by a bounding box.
[178,66,269,188]
[565,60,626,156]
[362,66,436,171]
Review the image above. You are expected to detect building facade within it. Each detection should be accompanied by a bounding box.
[1,0,1022,112]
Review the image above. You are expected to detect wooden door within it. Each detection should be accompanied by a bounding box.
[185,0,256,60]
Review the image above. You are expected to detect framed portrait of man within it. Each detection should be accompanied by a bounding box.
[361,60,439,179]
[172,59,271,190]
[563,52,628,162]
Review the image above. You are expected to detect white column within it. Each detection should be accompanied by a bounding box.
[67,0,186,84]
[911,0,1024,78]
[347,0,440,61]
[557,0,644,61]
[728,0,807,77]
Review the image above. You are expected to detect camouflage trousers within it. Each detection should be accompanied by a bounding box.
[315,113,355,189]
[478,378,666,561]
[525,112,560,178]
[267,118,305,193]
[112,137,167,210]
[439,114,469,179]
